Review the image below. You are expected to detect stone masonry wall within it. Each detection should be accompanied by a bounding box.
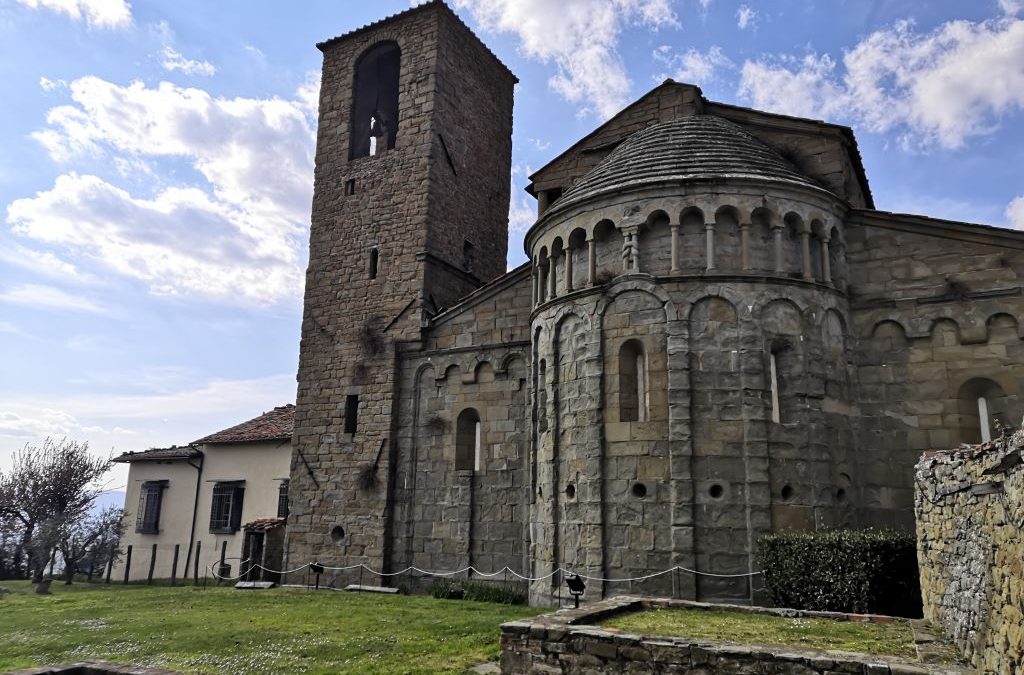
[388,273,532,580]
[848,216,1024,530]
[915,424,1024,674]
[287,1,515,579]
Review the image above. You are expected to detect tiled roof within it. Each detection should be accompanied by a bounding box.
[112,445,201,463]
[193,405,295,445]
[243,517,286,532]
[552,114,825,214]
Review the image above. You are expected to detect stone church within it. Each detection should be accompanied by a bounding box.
[283,1,1024,605]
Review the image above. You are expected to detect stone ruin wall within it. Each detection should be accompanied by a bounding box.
[915,427,1024,674]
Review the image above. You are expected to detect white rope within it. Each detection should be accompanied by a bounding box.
[309,562,760,583]
[207,558,254,581]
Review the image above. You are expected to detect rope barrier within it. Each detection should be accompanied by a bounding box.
[206,560,762,584]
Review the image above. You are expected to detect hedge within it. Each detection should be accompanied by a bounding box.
[757,529,922,618]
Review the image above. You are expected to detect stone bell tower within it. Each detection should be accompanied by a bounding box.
[284,1,517,575]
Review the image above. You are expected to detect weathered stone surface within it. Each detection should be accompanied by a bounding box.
[915,427,1024,674]
[288,0,1024,613]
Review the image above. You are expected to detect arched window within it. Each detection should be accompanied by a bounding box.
[456,408,481,471]
[619,340,647,422]
[958,378,1010,443]
[350,42,401,160]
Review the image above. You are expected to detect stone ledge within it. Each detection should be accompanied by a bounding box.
[500,596,973,674]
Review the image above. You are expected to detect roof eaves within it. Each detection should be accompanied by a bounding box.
[316,1,516,82]
[850,209,1024,249]
[706,100,874,209]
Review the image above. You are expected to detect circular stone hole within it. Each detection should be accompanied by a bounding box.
[330,525,346,544]
[781,485,795,501]
[709,484,724,499]
[631,483,648,499]
[836,488,847,503]
[565,484,576,499]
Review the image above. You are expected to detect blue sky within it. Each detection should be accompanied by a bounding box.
[1,0,1023,486]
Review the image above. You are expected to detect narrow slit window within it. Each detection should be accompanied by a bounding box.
[619,340,647,423]
[769,352,781,424]
[345,394,359,435]
[345,178,356,196]
[978,397,992,443]
[456,408,481,471]
[368,248,379,279]
[277,480,289,519]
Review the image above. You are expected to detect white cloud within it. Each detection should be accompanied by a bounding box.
[155,21,215,77]
[508,165,536,239]
[161,46,216,77]
[0,322,21,334]
[7,174,304,303]
[0,283,104,313]
[738,53,844,121]
[738,17,1024,150]
[0,373,295,477]
[0,241,89,281]
[454,0,679,119]
[1000,0,1022,17]
[736,5,755,29]
[655,45,732,84]
[15,0,131,28]
[39,76,66,92]
[12,76,315,304]
[1007,196,1024,229]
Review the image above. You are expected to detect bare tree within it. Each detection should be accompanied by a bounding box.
[0,437,110,583]
[57,505,124,584]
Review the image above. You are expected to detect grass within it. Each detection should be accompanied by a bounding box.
[0,580,538,674]
[602,608,917,658]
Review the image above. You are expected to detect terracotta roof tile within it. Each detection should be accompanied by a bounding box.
[112,445,201,463]
[193,405,295,445]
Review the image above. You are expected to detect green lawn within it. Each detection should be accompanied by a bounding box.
[0,581,538,674]
[602,608,917,658]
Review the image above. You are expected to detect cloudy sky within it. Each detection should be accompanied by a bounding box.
[1,0,1023,486]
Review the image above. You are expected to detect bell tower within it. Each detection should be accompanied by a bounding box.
[285,1,517,575]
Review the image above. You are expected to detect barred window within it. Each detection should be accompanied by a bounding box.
[136,481,167,534]
[210,482,245,533]
[277,480,289,519]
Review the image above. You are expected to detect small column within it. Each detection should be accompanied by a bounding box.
[631,231,641,273]
[565,248,574,293]
[587,238,597,286]
[621,232,632,273]
[547,260,557,299]
[772,225,784,273]
[704,223,716,271]
[739,222,752,271]
[800,227,813,280]
[532,263,538,306]
[669,222,681,273]
[821,235,832,286]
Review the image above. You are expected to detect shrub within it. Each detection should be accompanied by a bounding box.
[463,580,527,605]
[758,529,922,618]
[428,580,463,600]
